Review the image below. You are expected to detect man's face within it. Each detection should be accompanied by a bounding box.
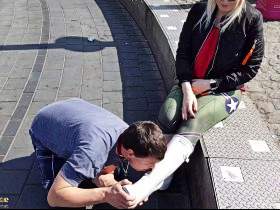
[128,155,159,172]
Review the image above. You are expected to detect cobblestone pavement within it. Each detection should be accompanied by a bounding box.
[0,0,166,208]
[176,0,280,139]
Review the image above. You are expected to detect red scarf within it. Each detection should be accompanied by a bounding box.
[193,25,220,79]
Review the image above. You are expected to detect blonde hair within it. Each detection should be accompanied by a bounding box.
[197,0,246,32]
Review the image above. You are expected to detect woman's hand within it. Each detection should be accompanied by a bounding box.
[181,82,198,120]
[191,79,211,95]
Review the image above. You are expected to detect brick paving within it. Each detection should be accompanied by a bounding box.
[0,0,166,208]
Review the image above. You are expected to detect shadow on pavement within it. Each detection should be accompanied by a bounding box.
[0,153,50,209]
[0,36,115,52]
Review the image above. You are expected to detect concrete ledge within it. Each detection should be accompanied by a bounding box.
[120,0,280,209]
[120,0,178,91]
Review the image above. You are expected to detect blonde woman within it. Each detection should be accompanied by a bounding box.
[124,0,264,206]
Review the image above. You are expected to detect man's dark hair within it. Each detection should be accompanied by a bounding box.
[118,121,167,160]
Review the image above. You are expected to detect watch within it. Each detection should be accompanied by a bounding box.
[209,79,218,91]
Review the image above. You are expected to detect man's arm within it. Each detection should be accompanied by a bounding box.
[47,171,136,209]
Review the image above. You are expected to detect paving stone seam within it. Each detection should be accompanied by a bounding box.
[86,4,104,105]
[79,57,84,99]
[0,1,18,93]
[1,0,49,161]
[77,8,85,99]
[54,56,66,101]
[53,2,66,102]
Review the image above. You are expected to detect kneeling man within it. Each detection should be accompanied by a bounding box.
[29,98,167,209]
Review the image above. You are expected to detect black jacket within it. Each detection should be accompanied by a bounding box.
[176,1,264,93]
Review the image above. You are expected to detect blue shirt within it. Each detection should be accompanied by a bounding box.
[30,98,128,186]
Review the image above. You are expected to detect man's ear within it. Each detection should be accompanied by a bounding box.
[120,146,135,159]
[126,149,135,158]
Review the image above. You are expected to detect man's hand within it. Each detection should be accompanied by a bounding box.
[138,197,149,206]
[93,173,118,187]
[191,79,211,95]
[48,172,136,208]
[105,179,137,209]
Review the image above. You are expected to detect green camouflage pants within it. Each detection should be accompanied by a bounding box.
[158,85,241,134]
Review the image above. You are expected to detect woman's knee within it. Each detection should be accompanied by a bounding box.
[158,86,183,133]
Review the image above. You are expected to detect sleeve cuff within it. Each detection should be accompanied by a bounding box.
[60,162,85,187]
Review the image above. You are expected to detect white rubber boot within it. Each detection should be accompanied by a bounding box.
[123,134,194,203]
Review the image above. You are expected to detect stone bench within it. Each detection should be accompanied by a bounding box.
[119,0,280,208]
